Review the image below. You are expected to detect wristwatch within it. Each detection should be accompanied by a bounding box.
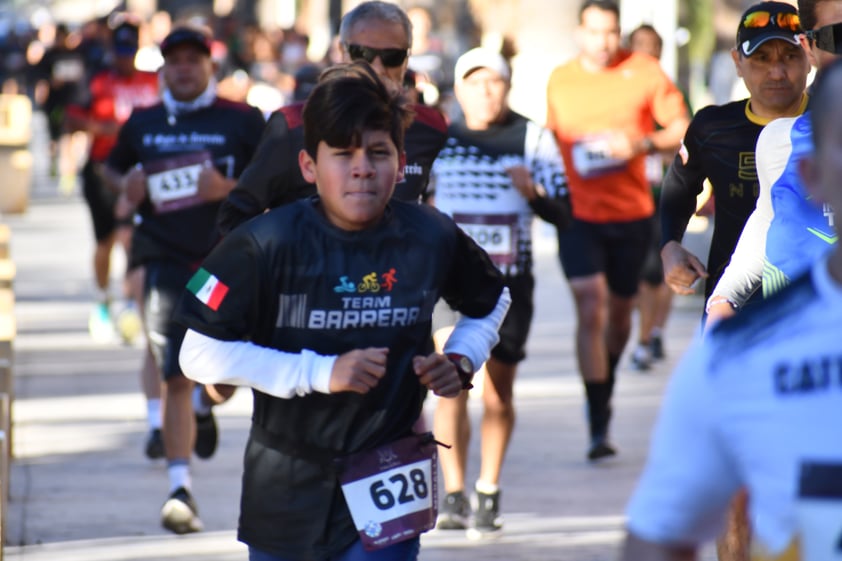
[447,353,474,390]
[640,136,656,154]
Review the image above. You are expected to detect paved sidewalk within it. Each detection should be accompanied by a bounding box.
[3,177,712,560]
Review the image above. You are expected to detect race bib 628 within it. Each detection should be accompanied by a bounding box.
[338,434,438,551]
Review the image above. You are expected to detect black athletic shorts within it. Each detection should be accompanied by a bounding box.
[557,217,651,298]
[432,273,534,365]
[82,160,120,242]
[143,260,193,381]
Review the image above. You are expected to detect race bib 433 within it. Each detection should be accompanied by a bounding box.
[143,151,211,214]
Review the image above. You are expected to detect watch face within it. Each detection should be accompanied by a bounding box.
[457,356,472,373]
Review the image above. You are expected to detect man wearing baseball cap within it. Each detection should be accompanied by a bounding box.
[660,0,809,309]
[431,47,571,537]
[103,23,266,535]
[737,1,804,56]
[158,25,213,57]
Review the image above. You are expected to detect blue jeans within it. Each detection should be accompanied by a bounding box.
[248,537,420,561]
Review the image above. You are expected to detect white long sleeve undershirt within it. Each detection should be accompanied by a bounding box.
[707,117,795,308]
[179,287,511,397]
[179,331,336,398]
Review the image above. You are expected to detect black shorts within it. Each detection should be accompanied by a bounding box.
[143,260,193,381]
[557,217,651,298]
[432,273,534,365]
[82,160,119,242]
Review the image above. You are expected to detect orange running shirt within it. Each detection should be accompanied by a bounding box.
[546,50,688,223]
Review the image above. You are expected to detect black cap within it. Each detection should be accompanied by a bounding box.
[736,1,802,57]
[113,22,139,56]
[160,26,212,57]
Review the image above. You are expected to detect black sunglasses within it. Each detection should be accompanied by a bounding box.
[805,22,842,54]
[345,44,409,67]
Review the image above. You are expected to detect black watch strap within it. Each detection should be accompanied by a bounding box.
[447,353,474,390]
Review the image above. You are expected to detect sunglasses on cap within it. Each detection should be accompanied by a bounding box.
[345,44,409,67]
[742,10,802,32]
[805,22,842,54]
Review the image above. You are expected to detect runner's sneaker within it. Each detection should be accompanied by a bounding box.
[88,301,116,343]
[650,335,665,360]
[194,410,218,459]
[115,302,143,345]
[630,344,652,371]
[145,428,165,460]
[587,436,617,462]
[468,489,502,538]
[436,491,471,530]
[160,486,203,534]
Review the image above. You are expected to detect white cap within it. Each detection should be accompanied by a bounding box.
[454,48,510,82]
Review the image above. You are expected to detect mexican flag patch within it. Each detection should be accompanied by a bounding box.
[187,268,229,311]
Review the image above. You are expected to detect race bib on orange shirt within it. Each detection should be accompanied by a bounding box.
[144,151,211,214]
[571,135,627,178]
[338,434,438,551]
[453,213,518,267]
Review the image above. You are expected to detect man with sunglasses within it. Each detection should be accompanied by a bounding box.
[656,3,810,559]
[217,1,448,235]
[707,0,841,323]
[660,0,810,305]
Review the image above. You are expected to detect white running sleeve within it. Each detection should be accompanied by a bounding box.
[179,329,336,398]
[708,117,794,307]
[442,286,512,371]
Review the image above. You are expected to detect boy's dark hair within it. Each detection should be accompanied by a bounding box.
[579,0,620,22]
[302,61,414,159]
[809,57,842,148]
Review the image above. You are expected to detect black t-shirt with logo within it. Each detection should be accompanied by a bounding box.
[175,197,504,558]
[217,102,448,235]
[660,99,767,297]
[107,98,266,266]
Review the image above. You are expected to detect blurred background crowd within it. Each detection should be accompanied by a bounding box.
[0,0,782,127]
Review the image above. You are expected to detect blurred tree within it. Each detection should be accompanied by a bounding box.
[685,0,715,108]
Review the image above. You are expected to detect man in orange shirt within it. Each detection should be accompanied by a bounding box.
[546,0,689,461]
